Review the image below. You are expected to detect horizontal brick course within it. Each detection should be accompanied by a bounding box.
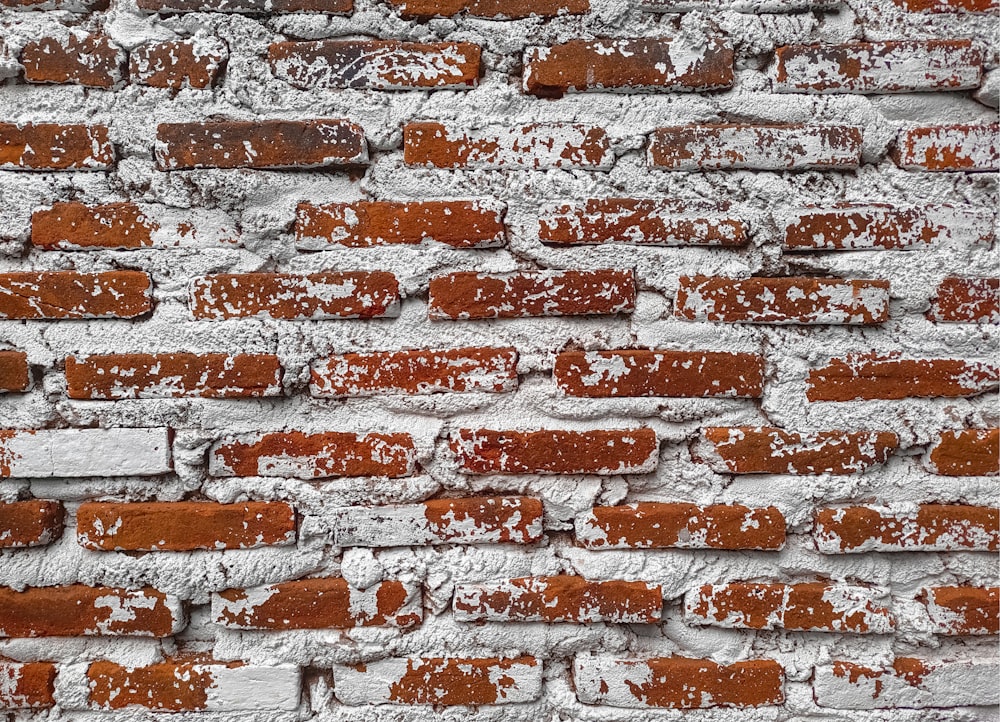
[31,202,154,250]
[0,123,112,170]
[925,428,999,476]
[927,277,999,323]
[919,586,999,635]
[0,428,172,478]
[0,350,30,392]
[130,38,228,89]
[385,0,588,17]
[0,662,56,709]
[136,0,353,11]
[0,271,151,320]
[892,124,1000,172]
[21,34,125,88]
[814,505,999,553]
[781,204,967,251]
[0,500,64,548]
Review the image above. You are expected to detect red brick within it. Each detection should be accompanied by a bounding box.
[920,586,999,635]
[892,0,997,12]
[554,350,765,398]
[0,585,184,637]
[814,505,999,553]
[209,431,416,478]
[685,582,894,633]
[310,347,518,397]
[31,202,155,250]
[403,121,612,169]
[806,353,998,401]
[0,350,30,392]
[189,272,399,320]
[450,428,658,474]
[76,501,296,551]
[385,0,587,17]
[574,656,785,709]
[0,662,56,709]
[0,500,63,548]
[212,578,421,629]
[65,353,283,399]
[649,124,863,170]
[0,123,114,170]
[131,39,227,90]
[575,503,785,550]
[1,0,109,8]
[453,576,663,623]
[296,199,505,249]
[0,272,151,320]
[155,120,367,170]
[927,277,999,323]
[523,37,733,98]
[334,657,542,705]
[539,198,748,247]
[697,427,898,475]
[137,0,352,10]
[892,124,999,172]
[21,34,125,88]
[270,40,479,90]
[773,41,981,93]
[428,270,634,320]
[675,276,890,325]
[925,429,999,476]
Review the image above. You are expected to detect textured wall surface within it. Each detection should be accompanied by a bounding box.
[0,0,998,717]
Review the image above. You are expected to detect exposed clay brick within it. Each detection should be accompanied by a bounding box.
[574,656,785,709]
[0,271,151,320]
[86,659,301,711]
[385,0,587,17]
[926,277,999,323]
[330,496,544,547]
[685,582,894,633]
[0,123,114,171]
[575,503,786,550]
[925,429,999,476]
[538,198,748,247]
[0,585,184,637]
[403,121,612,169]
[296,199,505,249]
[696,427,899,475]
[891,0,997,12]
[155,120,367,170]
[920,586,999,635]
[806,353,999,401]
[189,272,400,320]
[209,431,416,479]
[554,350,765,398]
[270,40,480,90]
[130,38,227,90]
[453,576,663,623]
[21,34,125,88]
[310,347,518,397]
[892,124,999,172]
[76,501,297,551]
[0,500,63,548]
[648,124,863,171]
[334,657,542,705]
[675,276,890,325]
[0,350,29,392]
[450,428,658,474]
[65,353,283,399]
[814,658,1000,709]
[428,270,635,320]
[136,0,352,11]
[0,662,56,709]
[0,428,172,478]
[31,202,154,250]
[814,505,999,553]
[523,37,733,97]
[773,41,982,94]
[212,578,421,630]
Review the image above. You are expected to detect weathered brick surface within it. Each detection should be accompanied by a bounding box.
[0,349,30,392]
[814,505,999,553]
[925,428,999,475]
[919,586,999,635]
[385,0,587,17]
[0,271,151,320]
[892,124,1000,171]
[31,202,154,249]
[130,38,228,89]
[0,123,113,170]
[781,204,977,250]
[21,34,125,88]
[926,277,999,323]
[0,428,172,478]
[892,0,997,9]
[0,500,63,548]
[136,0,352,11]
[0,662,56,709]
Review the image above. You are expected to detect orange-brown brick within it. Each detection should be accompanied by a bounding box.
[21,34,125,88]
[296,199,505,249]
[920,586,999,635]
[806,353,998,401]
[0,500,63,548]
[65,353,283,399]
[892,124,999,172]
[189,272,399,320]
[453,576,663,623]
[310,347,518,397]
[781,204,962,251]
[429,270,634,320]
[925,429,999,476]
[0,585,183,637]
[0,272,151,320]
[554,350,765,398]
[0,123,114,170]
[0,350,29,392]
[575,503,786,550]
[76,501,296,551]
[0,662,56,709]
[675,276,890,325]
[130,39,227,89]
[31,202,155,250]
[523,37,733,97]
[137,0,352,11]
[450,428,658,474]
[697,427,898,475]
[385,0,587,17]
[814,505,999,553]
[927,277,999,323]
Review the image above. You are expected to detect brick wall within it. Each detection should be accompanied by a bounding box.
[0,0,997,717]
